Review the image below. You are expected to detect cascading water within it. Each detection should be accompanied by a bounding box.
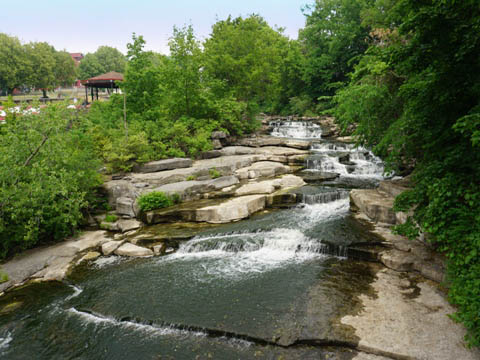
[269,120,323,139]
[0,118,385,360]
[308,142,384,179]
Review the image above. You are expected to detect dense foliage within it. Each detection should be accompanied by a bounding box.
[78,46,126,80]
[0,102,102,258]
[0,34,76,95]
[2,4,479,344]
[333,0,480,345]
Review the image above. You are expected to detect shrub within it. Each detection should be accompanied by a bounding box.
[137,191,180,212]
[209,168,221,179]
[0,102,102,259]
[104,214,118,223]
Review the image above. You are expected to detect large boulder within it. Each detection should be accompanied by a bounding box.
[117,219,142,233]
[114,243,153,257]
[103,180,138,208]
[148,176,239,201]
[132,158,193,173]
[378,179,410,198]
[101,240,124,256]
[116,197,136,217]
[235,181,277,196]
[235,175,305,196]
[350,189,396,225]
[195,195,267,223]
[298,171,340,183]
[236,136,311,150]
[235,161,290,180]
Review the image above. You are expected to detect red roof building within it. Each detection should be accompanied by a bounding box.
[70,53,84,66]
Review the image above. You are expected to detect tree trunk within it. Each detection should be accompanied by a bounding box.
[42,89,48,98]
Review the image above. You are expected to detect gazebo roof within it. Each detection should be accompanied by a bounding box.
[82,71,124,88]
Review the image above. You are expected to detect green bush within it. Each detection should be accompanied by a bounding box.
[137,191,180,212]
[0,102,102,259]
[104,214,118,223]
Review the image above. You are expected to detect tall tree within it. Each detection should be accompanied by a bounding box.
[164,25,204,118]
[54,51,77,87]
[25,42,57,98]
[203,15,289,111]
[78,46,126,79]
[300,0,371,103]
[0,33,30,94]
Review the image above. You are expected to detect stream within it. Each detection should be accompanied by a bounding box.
[0,120,386,359]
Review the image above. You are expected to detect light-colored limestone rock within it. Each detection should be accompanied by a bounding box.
[116,197,136,217]
[277,174,306,189]
[234,175,305,196]
[117,219,142,233]
[101,240,124,256]
[196,195,266,223]
[100,221,120,232]
[114,243,153,257]
[103,180,138,208]
[132,158,192,173]
[235,181,277,196]
[350,189,396,224]
[148,175,240,201]
[77,251,101,264]
[235,161,290,180]
[341,269,480,360]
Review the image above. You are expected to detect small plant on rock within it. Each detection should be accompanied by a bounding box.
[137,191,181,212]
[209,167,221,179]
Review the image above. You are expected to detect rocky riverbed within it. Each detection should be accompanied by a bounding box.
[0,116,478,359]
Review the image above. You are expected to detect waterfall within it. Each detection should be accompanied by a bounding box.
[307,142,384,179]
[269,120,322,139]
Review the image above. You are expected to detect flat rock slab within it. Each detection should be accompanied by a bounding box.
[236,136,311,149]
[350,189,396,225]
[341,268,480,360]
[235,161,291,180]
[101,240,124,256]
[196,195,267,223]
[221,145,309,156]
[149,175,239,201]
[114,243,153,257]
[298,170,340,182]
[0,231,110,292]
[132,155,264,186]
[132,158,193,173]
[235,175,305,196]
[117,219,142,233]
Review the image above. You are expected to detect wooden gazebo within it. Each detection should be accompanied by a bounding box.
[82,71,124,104]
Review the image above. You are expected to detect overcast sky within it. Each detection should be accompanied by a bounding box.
[1,0,312,55]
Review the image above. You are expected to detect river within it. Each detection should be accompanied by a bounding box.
[0,120,387,359]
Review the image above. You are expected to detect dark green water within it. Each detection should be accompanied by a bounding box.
[0,195,381,359]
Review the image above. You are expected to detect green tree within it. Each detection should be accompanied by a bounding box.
[163,25,206,118]
[203,15,289,111]
[300,0,371,106]
[54,51,77,87]
[78,46,126,79]
[0,33,30,94]
[25,42,57,98]
[0,102,102,258]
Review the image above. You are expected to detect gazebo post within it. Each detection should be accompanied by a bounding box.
[91,87,94,102]
[85,85,88,105]
[96,87,99,100]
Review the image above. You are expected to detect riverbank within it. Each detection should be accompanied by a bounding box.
[0,116,478,359]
